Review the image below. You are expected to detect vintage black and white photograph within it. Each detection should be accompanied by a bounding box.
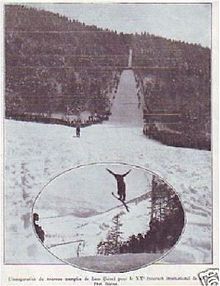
[32,163,184,272]
[4,2,212,273]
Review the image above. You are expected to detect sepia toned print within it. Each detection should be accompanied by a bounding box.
[2,2,216,283]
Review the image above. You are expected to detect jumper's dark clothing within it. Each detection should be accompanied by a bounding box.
[76,126,80,137]
[106,169,131,201]
[114,174,126,200]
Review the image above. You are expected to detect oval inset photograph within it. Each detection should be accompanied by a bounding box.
[32,163,185,272]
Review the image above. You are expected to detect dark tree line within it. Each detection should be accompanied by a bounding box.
[97,205,184,256]
[5,5,211,150]
[118,201,184,254]
[132,33,211,150]
[97,195,184,256]
[5,5,126,120]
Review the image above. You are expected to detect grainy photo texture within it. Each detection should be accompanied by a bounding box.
[3,1,213,277]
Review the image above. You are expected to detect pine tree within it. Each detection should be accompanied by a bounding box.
[105,214,123,255]
[97,214,124,255]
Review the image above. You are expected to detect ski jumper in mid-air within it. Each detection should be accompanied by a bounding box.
[106,168,131,201]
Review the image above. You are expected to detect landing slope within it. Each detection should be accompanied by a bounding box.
[5,120,211,264]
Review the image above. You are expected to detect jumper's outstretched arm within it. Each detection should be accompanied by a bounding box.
[122,169,131,177]
[106,168,116,176]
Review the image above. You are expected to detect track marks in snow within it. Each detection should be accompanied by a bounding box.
[5,120,212,264]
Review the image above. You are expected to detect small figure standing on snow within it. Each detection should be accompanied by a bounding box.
[76,123,81,137]
[77,242,81,257]
[106,168,131,201]
[76,240,85,257]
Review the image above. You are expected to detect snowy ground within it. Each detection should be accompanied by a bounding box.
[109,70,143,126]
[32,164,156,267]
[4,69,212,270]
[4,119,212,265]
[34,163,152,253]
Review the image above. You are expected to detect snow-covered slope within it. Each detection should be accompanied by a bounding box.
[4,69,212,268]
[5,119,212,265]
[108,69,143,126]
[41,195,151,260]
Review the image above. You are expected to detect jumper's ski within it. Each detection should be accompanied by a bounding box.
[112,192,129,212]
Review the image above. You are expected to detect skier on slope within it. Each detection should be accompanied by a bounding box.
[76,122,81,137]
[106,168,131,201]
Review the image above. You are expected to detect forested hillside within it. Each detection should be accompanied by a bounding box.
[5,5,128,119]
[5,5,211,149]
[131,33,211,149]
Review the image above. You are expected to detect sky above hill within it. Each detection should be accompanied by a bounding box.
[28,3,211,48]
